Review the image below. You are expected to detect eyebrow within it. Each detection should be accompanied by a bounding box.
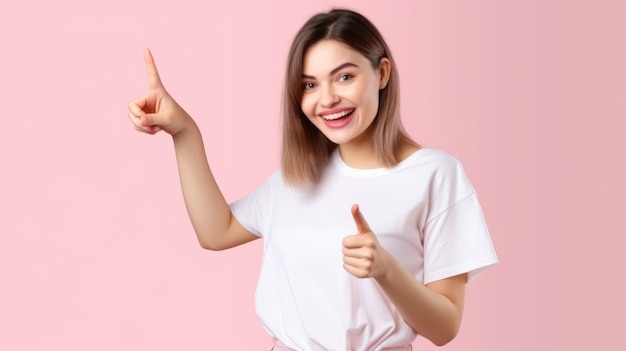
[302,62,359,79]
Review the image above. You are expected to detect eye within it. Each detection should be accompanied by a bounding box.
[338,74,353,82]
[303,82,316,90]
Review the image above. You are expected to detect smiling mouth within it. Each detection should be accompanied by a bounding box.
[321,109,355,121]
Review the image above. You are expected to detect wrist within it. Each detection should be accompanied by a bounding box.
[374,249,397,284]
[172,118,199,140]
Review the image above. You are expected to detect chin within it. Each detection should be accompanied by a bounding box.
[320,133,354,146]
[320,127,371,147]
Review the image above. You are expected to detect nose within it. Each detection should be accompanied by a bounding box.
[320,84,340,108]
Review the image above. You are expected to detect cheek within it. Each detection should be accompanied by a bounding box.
[365,84,381,111]
[300,95,316,118]
[349,89,377,118]
[351,81,377,105]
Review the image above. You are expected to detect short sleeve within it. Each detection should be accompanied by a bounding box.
[229,171,280,238]
[422,157,498,284]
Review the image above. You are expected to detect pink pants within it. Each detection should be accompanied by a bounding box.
[265,338,413,351]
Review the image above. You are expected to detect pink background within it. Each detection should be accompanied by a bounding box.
[1,0,624,350]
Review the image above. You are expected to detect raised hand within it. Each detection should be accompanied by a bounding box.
[342,204,392,279]
[127,49,194,135]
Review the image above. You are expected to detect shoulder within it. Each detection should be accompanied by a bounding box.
[261,169,287,194]
[417,147,461,166]
[402,147,466,176]
[237,168,285,201]
[407,148,476,200]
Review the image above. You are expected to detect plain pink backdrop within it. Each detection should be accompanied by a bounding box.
[1,0,624,350]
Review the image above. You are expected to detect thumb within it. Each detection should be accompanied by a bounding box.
[351,204,371,234]
[144,48,165,90]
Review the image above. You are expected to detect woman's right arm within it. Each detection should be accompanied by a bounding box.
[127,49,258,250]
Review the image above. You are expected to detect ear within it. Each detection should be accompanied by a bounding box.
[377,57,391,90]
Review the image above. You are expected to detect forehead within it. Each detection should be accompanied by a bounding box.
[302,40,370,75]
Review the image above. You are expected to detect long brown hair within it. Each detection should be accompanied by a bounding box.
[281,9,416,187]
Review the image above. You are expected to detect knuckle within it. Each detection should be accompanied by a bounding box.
[343,263,352,273]
[130,118,141,128]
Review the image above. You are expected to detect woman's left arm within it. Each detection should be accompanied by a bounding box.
[342,205,467,346]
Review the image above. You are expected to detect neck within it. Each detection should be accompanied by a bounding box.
[338,142,380,169]
[338,138,421,169]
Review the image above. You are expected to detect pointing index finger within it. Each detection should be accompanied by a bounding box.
[351,204,371,234]
[144,48,164,89]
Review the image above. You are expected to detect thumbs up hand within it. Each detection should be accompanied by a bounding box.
[127,49,195,136]
[342,204,392,279]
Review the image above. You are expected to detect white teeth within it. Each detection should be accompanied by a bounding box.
[322,109,353,120]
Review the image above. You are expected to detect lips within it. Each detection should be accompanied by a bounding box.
[319,108,355,129]
[320,108,355,121]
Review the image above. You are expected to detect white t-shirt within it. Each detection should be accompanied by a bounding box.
[230,148,498,351]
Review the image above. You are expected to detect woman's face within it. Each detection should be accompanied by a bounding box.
[300,40,389,148]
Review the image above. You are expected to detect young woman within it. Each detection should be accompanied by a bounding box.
[128,9,497,351]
